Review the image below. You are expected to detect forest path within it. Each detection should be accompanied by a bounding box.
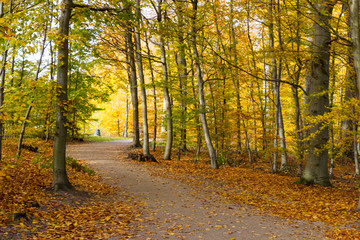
[67,140,327,240]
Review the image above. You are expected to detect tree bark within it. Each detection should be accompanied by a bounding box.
[350,0,360,100]
[300,1,334,186]
[144,32,157,151]
[160,38,173,160]
[126,30,141,147]
[191,0,218,169]
[123,97,129,138]
[135,0,150,156]
[157,0,173,160]
[53,0,73,191]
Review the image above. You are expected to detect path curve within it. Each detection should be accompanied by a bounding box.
[67,140,326,240]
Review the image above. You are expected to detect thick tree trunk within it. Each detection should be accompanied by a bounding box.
[135,0,149,156]
[191,0,217,169]
[53,0,73,191]
[349,0,360,210]
[300,1,334,186]
[350,0,360,99]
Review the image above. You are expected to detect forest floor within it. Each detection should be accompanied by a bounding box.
[66,140,330,239]
[1,139,359,239]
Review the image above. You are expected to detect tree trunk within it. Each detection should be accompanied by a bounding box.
[0,1,11,162]
[126,30,141,147]
[350,0,360,100]
[53,0,73,191]
[17,24,48,158]
[144,32,157,151]
[190,58,202,162]
[300,1,334,186]
[135,0,149,156]
[160,39,173,160]
[349,0,360,178]
[174,0,188,152]
[157,0,172,160]
[191,0,218,169]
[123,97,129,138]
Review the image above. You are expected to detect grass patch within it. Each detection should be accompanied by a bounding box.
[83,135,130,142]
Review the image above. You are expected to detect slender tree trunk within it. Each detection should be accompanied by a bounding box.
[269,0,287,172]
[175,0,188,152]
[144,32,157,151]
[156,0,172,160]
[53,0,73,191]
[126,30,141,147]
[300,1,334,186]
[191,0,218,169]
[16,106,32,158]
[0,1,11,162]
[117,119,120,136]
[17,24,48,158]
[190,59,202,162]
[160,39,173,160]
[269,0,279,172]
[229,0,242,152]
[123,97,129,138]
[276,0,287,171]
[353,108,359,175]
[135,0,149,156]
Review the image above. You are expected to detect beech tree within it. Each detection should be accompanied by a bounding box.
[191,0,218,169]
[134,0,150,156]
[299,0,335,186]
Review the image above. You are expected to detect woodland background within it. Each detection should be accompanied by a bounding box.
[1,0,360,237]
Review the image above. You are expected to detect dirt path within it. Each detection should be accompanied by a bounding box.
[67,140,327,240]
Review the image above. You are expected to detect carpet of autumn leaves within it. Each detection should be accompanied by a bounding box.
[0,139,136,239]
[140,149,360,240]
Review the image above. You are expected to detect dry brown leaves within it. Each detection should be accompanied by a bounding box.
[139,149,360,240]
[0,139,135,239]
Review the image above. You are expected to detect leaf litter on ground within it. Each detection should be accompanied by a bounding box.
[131,148,360,240]
[0,138,137,239]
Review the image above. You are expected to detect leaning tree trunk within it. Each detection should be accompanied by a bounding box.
[300,1,334,186]
[17,24,48,158]
[53,0,73,191]
[135,0,149,156]
[191,0,218,169]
